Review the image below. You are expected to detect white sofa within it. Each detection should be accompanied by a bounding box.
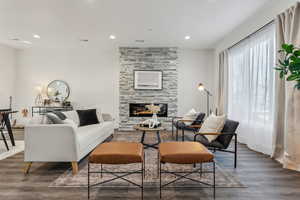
[24,110,114,174]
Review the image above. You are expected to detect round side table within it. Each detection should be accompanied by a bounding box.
[134,125,165,149]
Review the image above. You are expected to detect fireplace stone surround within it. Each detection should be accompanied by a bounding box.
[119,47,178,130]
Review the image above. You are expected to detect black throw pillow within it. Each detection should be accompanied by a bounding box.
[76,109,99,127]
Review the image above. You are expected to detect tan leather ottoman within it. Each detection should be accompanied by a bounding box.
[158,142,216,199]
[88,142,145,199]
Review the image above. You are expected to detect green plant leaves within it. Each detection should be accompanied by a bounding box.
[289,62,300,71]
[294,50,300,57]
[282,44,294,54]
[277,43,300,89]
[295,81,300,90]
[287,74,300,81]
[280,71,285,79]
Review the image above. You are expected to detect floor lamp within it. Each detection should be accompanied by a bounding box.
[198,83,212,116]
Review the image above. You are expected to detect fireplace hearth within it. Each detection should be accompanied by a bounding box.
[129,103,168,117]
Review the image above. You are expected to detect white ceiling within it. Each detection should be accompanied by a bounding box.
[0,0,270,49]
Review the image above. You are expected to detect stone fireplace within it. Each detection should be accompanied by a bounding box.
[119,47,178,130]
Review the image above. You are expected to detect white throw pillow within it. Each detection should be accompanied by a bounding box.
[63,118,78,129]
[95,108,104,123]
[182,108,198,126]
[199,114,226,142]
[62,111,80,126]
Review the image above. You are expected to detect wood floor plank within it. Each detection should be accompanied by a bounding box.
[0,131,300,199]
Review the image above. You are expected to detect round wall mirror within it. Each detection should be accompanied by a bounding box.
[47,80,70,102]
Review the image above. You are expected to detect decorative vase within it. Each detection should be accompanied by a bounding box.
[152,113,158,124]
[35,94,43,106]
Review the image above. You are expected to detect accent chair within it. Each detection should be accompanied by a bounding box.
[193,119,239,168]
[172,112,206,141]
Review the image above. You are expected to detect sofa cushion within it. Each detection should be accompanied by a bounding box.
[76,122,113,151]
[63,119,78,128]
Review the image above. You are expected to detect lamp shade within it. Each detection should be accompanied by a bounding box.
[198,83,205,91]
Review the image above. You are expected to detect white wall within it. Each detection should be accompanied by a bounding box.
[14,47,214,123]
[215,0,299,52]
[0,44,17,109]
[178,49,214,116]
[15,47,119,121]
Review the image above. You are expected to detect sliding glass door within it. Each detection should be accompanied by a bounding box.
[227,23,276,155]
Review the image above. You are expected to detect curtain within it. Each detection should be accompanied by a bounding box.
[217,50,229,115]
[272,3,300,171]
[227,23,276,155]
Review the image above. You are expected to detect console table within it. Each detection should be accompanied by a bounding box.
[31,106,73,117]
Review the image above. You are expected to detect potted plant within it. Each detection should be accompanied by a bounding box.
[275,44,300,89]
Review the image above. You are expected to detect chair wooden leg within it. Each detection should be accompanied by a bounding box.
[71,162,79,175]
[24,162,32,174]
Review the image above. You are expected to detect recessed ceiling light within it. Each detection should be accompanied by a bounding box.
[33,34,40,39]
[109,35,116,40]
[80,39,89,42]
[22,40,32,44]
[185,36,191,40]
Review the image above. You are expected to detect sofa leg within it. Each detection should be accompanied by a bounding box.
[71,162,79,175]
[24,162,32,174]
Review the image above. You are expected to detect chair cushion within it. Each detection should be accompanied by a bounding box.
[191,113,206,125]
[173,121,199,132]
[192,134,226,149]
[216,119,239,149]
[159,142,214,164]
[89,142,143,164]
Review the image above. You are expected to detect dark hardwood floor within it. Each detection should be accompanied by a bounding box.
[0,131,300,200]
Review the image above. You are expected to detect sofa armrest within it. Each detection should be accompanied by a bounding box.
[24,124,80,162]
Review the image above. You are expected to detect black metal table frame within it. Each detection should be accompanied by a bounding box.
[159,161,216,199]
[0,111,16,148]
[140,130,161,149]
[88,157,145,199]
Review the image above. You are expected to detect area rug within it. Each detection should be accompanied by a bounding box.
[0,140,24,160]
[49,132,245,188]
